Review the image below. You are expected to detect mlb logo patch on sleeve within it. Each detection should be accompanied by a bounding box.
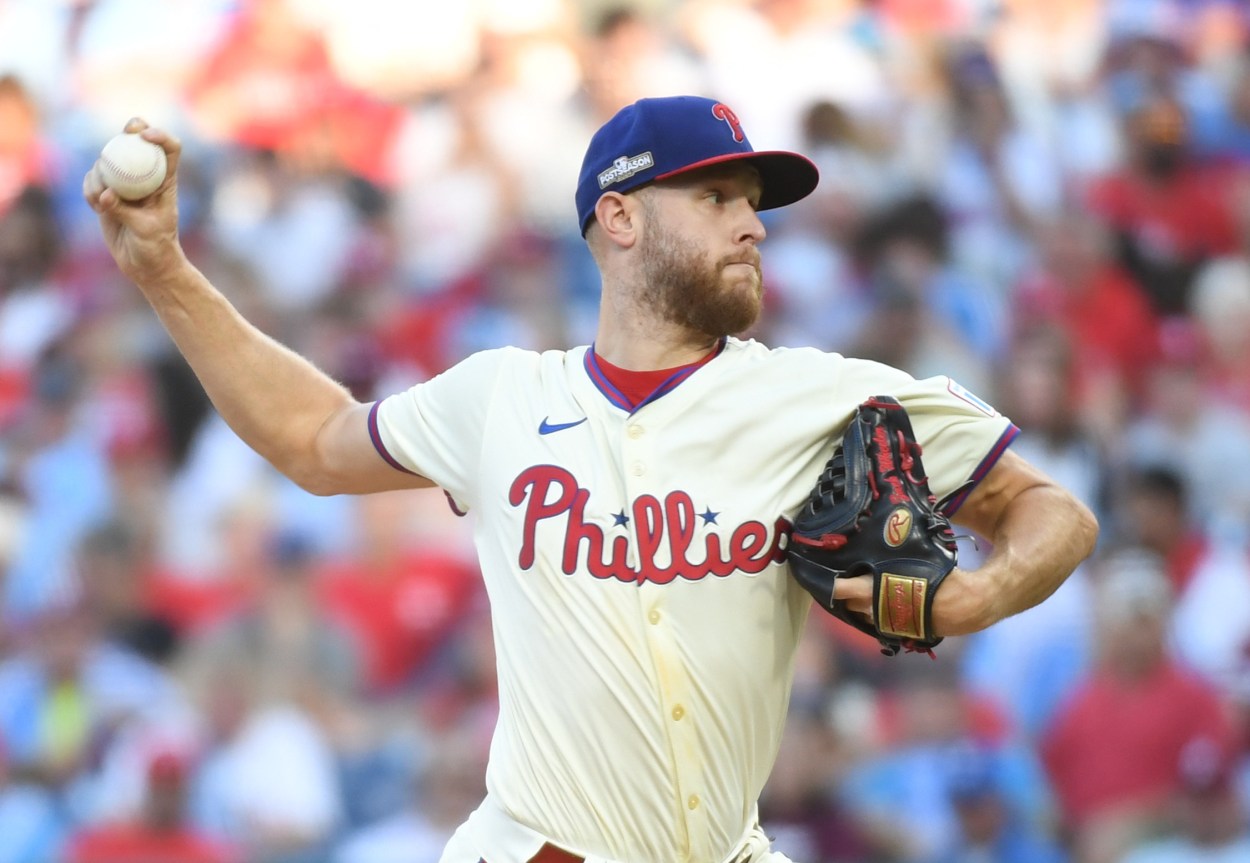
[946,378,997,416]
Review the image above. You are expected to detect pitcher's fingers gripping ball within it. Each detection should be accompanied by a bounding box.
[96,131,167,200]
[787,396,958,656]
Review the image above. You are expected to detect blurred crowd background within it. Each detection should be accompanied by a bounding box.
[3,0,1250,861]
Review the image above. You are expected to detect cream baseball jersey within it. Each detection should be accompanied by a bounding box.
[369,336,1018,863]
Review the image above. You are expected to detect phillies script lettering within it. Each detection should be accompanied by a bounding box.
[509,466,790,584]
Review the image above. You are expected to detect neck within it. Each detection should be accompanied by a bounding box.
[595,278,720,370]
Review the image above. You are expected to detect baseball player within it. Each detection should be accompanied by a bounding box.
[84,96,1097,863]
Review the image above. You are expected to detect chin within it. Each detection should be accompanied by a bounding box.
[722,269,762,297]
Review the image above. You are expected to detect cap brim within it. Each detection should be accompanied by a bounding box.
[654,150,820,211]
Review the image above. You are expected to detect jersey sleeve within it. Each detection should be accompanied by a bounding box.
[369,348,518,509]
[829,356,1017,514]
[890,374,1018,514]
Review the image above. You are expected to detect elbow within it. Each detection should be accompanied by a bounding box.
[290,458,359,497]
[279,455,347,498]
[294,473,344,497]
[1073,497,1100,561]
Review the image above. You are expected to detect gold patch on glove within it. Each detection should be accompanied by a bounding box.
[877,573,928,640]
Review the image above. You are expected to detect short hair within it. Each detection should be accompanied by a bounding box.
[1128,464,1186,507]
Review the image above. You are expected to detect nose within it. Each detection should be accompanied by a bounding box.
[736,202,766,245]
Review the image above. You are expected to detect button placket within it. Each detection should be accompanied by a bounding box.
[620,415,708,847]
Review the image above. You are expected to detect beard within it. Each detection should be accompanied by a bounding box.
[637,212,764,338]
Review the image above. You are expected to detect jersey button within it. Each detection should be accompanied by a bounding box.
[628,424,644,439]
[687,794,700,810]
[648,610,661,625]
[631,462,646,476]
[671,705,684,721]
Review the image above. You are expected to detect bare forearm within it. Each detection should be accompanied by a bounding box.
[982,484,1098,620]
[938,483,1099,635]
[139,256,358,489]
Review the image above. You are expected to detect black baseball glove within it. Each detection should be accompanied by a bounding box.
[787,396,958,656]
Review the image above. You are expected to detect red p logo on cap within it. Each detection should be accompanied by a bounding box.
[712,103,744,142]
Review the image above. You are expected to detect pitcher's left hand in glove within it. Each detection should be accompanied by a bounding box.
[787,396,959,656]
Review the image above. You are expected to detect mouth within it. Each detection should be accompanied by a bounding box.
[723,253,761,268]
[723,258,762,277]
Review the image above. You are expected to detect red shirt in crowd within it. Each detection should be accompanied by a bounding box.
[145,568,257,635]
[1085,166,1241,265]
[1015,264,1161,399]
[318,550,482,693]
[1041,661,1234,827]
[183,4,403,184]
[65,824,240,863]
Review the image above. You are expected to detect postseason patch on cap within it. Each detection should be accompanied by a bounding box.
[598,152,654,189]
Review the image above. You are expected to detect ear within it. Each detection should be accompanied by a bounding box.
[593,192,640,250]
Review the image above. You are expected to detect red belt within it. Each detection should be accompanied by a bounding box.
[529,843,585,863]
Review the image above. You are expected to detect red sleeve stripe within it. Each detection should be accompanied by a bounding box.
[940,424,1020,516]
[367,399,422,476]
[444,491,468,517]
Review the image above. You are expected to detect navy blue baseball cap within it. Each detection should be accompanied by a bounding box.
[576,96,820,235]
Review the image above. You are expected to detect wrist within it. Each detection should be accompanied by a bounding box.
[131,245,193,293]
[932,567,996,636]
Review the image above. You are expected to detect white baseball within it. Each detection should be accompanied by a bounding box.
[97,132,167,201]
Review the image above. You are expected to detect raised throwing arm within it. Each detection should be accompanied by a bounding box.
[84,119,432,495]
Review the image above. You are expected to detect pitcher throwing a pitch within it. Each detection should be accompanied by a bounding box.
[85,96,1097,863]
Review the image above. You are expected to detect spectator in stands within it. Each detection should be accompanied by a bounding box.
[740,100,881,353]
[1188,255,1250,412]
[580,6,704,125]
[333,723,488,863]
[0,734,65,863]
[1109,466,1208,595]
[0,598,183,812]
[759,708,875,863]
[318,490,481,697]
[179,528,360,710]
[148,490,275,634]
[176,528,357,860]
[0,76,56,218]
[64,747,239,863]
[960,326,1100,740]
[840,669,1051,863]
[931,43,1064,290]
[184,0,402,185]
[1120,736,1250,863]
[185,696,344,862]
[1190,51,1250,164]
[1084,92,1241,316]
[1,350,114,622]
[849,194,1003,393]
[1123,319,1250,529]
[72,520,178,665]
[1014,210,1161,415]
[0,186,72,429]
[1168,529,1250,745]
[1041,548,1237,863]
[934,743,1067,863]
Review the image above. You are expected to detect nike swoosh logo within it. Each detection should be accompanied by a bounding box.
[538,417,588,435]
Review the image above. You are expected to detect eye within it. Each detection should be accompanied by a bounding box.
[706,189,724,204]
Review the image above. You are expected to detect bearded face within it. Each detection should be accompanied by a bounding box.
[636,195,764,338]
